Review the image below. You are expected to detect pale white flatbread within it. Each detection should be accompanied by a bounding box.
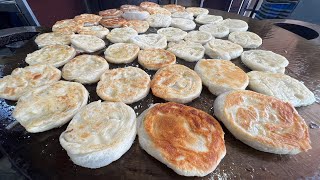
[0,65,61,101]
[219,19,248,32]
[195,14,223,24]
[62,55,109,84]
[151,64,202,103]
[147,14,172,28]
[171,11,194,20]
[35,32,73,48]
[184,31,213,45]
[77,25,109,39]
[204,39,243,60]
[130,34,167,49]
[199,23,229,38]
[25,44,76,67]
[214,90,311,154]
[59,100,136,169]
[138,49,176,70]
[170,18,196,31]
[71,34,106,53]
[138,102,226,177]
[241,50,289,73]
[157,27,187,42]
[122,10,150,20]
[104,43,140,64]
[106,27,138,43]
[13,81,88,133]
[195,59,249,95]
[97,67,150,104]
[228,31,262,48]
[167,41,205,62]
[123,20,149,33]
[247,71,316,107]
[186,7,209,16]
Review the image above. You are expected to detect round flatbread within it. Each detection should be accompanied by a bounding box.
[167,41,205,62]
[97,67,150,104]
[157,27,187,42]
[71,34,106,53]
[99,17,127,28]
[138,102,226,176]
[138,49,176,70]
[99,9,123,19]
[147,14,172,28]
[184,31,213,45]
[106,27,138,43]
[171,11,194,20]
[219,19,248,32]
[77,25,109,39]
[13,81,88,133]
[104,43,140,64]
[62,55,109,84]
[0,65,61,101]
[74,13,102,26]
[163,4,185,13]
[130,33,167,49]
[247,71,315,107]
[241,50,289,73]
[122,10,150,20]
[186,7,209,16]
[52,19,78,32]
[195,14,223,24]
[59,100,136,169]
[195,59,248,95]
[35,31,73,48]
[199,23,229,38]
[214,90,311,154]
[140,1,160,10]
[151,64,202,103]
[170,18,196,31]
[120,4,142,12]
[25,44,76,67]
[123,20,149,33]
[228,31,262,48]
[146,7,171,16]
[204,39,243,60]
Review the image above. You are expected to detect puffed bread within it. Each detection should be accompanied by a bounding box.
[171,11,194,20]
[195,14,223,24]
[167,40,205,62]
[214,90,311,154]
[99,9,123,19]
[104,43,140,64]
[151,64,202,103]
[247,71,316,107]
[62,55,109,84]
[59,100,136,169]
[77,25,109,39]
[186,7,209,16]
[138,49,176,70]
[140,1,160,10]
[35,31,73,48]
[25,44,76,67]
[97,67,150,104]
[146,7,171,16]
[71,34,106,53]
[106,27,138,43]
[123,20,149,33]
[74,13,102,26]
[199,23,229,38]
[219,19,248,32]
[13,81,88,133]
[241,50,289,73]
[138,102,226,176]
[163,4,185,13]
[122,10,150,20]
[184,31,213,45]
[195,59,248,95]
[130,33,167,49]
[52,19,78,32]
[170,18,196,31]
[0,65,61,101]
[147,14,172,28]
[99,18,127,28]
[157,27,187,42]
[228,31,262,48]
[121,5,142,12]
[204,39,243,60]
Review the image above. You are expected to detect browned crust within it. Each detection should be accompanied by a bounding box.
[120,4,142,12]
[138,49,176,70]
[144,102,226,172]
[99,18,127,28]
[99,9,123,18]
[140,1,160,10]
[74,14,102,25]
[163,4,185,12]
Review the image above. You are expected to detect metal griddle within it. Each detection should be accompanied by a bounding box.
[0,9,319,180]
